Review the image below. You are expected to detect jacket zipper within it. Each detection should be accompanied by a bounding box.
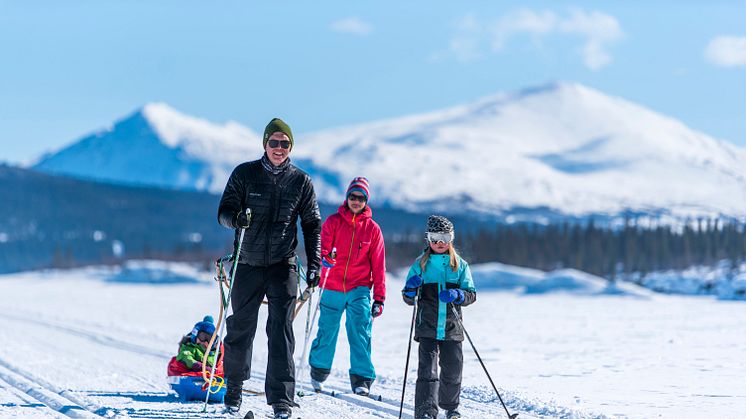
[341,213,357,293]
[265,175,277,266]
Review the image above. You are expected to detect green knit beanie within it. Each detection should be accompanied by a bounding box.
[263,118,293,150]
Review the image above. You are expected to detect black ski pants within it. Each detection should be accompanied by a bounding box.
[223,261,297,407]
[415,338,463,418]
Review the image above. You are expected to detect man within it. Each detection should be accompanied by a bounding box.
[308,176,386,396]
[217,118,321,419]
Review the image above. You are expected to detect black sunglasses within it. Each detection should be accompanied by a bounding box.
[267,139,291,149]
[348,193,367,203]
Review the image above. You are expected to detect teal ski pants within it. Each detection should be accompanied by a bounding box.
[308,286,376,381]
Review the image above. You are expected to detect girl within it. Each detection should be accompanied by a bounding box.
[402,215,476,419]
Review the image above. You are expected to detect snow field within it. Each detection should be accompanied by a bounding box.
[0,263,744,418]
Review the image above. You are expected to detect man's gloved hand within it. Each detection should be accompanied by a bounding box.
[306,270,320,288]
[402,274,423,298]
[322,254,337,269]
[234,210,250,229]
[191,361,204,372]
[438,289,465,304]
[371,300,384,318]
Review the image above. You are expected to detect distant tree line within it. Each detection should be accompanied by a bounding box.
[7,165,745,278]
[386,219,746,279]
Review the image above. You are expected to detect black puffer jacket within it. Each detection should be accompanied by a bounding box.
[217,158,321,272]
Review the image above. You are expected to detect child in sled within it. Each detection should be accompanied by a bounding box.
[167,315,225,402]
[176,315,218,373]
[402,215,477,419]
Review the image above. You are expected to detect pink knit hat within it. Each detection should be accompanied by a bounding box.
[346,176,370,201]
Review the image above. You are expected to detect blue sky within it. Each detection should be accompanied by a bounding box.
[1,1,745,164]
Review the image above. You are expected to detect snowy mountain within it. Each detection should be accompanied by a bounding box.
[33,103,263,192]
[33,83,746,220]
[297,82,746,219]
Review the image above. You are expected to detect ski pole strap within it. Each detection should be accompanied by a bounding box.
[298,287,313,302]
[296,255,307,283]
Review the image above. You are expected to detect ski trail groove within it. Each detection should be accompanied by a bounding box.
[1,311,170,359]
[1,311,398,418]
[0,330,123,417]
[0,361,101,418]
[0,309,533,417]
[254,368,415,418]
[0,373,66,418]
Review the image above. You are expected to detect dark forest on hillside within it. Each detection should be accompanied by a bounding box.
[3,165,745,278]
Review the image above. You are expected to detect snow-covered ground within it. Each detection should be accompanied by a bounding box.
[1,261,744,418]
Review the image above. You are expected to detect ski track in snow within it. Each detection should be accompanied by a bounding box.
[0,303,534,419]
[0,312,399,418]
[2,265,744,418]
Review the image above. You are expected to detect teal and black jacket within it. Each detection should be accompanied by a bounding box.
[402,253,476,342]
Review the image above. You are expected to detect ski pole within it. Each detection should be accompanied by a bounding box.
[449,304,517,419]
[292,258,311,320]
[398,287,419,419]
[307,248,336,334]
[296,248,336,396]
[295,288,315,396]
[202,208,251,412]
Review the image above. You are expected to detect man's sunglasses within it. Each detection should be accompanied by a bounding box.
[348,193,367,203]
[427,231,453,244]
[196,331,211,343]
[267,139,291,149]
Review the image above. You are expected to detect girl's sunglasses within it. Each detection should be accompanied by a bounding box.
[427,232,453,244]
[267,139,291,149]
[347,193,367,203]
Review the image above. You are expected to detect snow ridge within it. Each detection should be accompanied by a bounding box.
[32,82,746,220]
[34,104,262,191]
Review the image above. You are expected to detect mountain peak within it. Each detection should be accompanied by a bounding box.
[296,81,746,218]
[140,102,188,130]
[135,102,257,149]
[33,102,263,192]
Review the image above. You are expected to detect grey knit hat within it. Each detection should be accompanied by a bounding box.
[426,215,454,234]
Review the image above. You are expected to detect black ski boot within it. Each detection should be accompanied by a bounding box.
[224,383,242,414]
[272,404,292,419]
[446,410,462,419]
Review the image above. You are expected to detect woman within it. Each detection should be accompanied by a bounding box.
[308,177,386,395]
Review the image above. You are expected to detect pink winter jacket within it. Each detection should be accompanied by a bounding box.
[320,203,386,303]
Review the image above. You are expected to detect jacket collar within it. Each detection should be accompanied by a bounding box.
[337,202,372,223]
[260,153,292,175]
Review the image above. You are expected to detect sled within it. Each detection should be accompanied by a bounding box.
[167,356,226,403]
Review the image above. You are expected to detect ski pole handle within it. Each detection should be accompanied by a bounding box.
[241,208,252,229]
